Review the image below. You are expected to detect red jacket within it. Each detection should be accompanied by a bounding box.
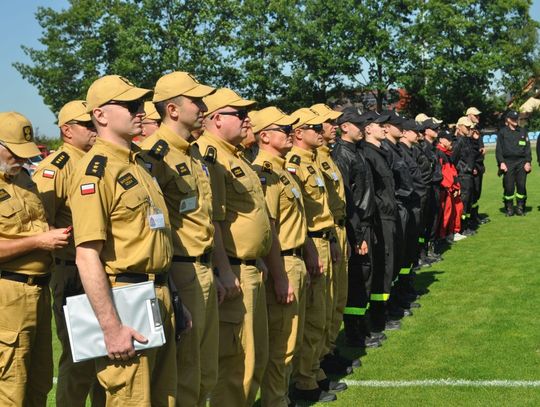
[436,144,460,192]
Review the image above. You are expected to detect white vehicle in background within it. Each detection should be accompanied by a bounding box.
[24,154,43,176]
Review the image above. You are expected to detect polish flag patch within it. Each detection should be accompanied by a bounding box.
[42,169,55,179]
[80,183,96,195]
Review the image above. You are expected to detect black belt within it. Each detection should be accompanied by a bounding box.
[55,258,76,266]
[335,219,346,227]
[228,257,257,266]
[172,251,212,264]
[0,271,51,286]
[113,273,168,285]
[307,229,331,240]
[281,247,304,258]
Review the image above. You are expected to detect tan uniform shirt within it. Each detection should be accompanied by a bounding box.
[253,149,307,251]
[0,170,52,275]
[69,138,172,275]
[140,125,214,257]
[285,146,334,232]
[33,143,85,260]
[317,145,346,222]
[195,130,272,259]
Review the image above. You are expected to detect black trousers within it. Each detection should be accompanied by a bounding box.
[424,185,441,245]
[370,218,396,331]
[471,173,483,220]
[503,160,528,204]
[458,174,474,216]
[343,232,373,338]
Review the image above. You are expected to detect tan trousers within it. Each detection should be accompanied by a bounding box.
[51,263,104,407]
[261,255,307,407]
[0,278,53,407]
[210,263,268,407]
[293,237,330,390]
[95,283,177,407]
[327,225,348,353]
[170,261,218,407]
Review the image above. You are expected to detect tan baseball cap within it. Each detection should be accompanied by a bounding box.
[457,116,474,127]
[86,75,151,112]
[249,107,299,133]
[153,71,215,103]
[291,108,326,129]
[58,100,92,126]
[310,103,343,121]
[203,88,256,116]
[143,102,161,121]
[415,113,430,122]
[0,112,41,158]
[466,107,481,115]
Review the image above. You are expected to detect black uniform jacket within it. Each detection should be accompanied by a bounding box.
[496,125,531,165]
[332,138,375,246]
[452,136,477,176]
[361,140,397,222]
[380,139,414,203]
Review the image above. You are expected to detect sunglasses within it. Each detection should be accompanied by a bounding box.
[265,125,293,135]
[105,100,144,114]
[300,124,323,132]
[67,121,95,130]
[217,109,249,121]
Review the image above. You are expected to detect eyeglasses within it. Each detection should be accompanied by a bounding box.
[265,125,293,135]
[104,100,144,115]
[216,109,249,121]
[300,124,323,132]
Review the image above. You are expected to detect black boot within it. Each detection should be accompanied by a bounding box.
[516,201,525,216]
[505,201,514,217]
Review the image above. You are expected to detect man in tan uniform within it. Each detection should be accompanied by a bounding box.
[197,88,272,406]
[311,104,356,374]
[0,112,71,406]
[140,71,218,407]
[69,75,177,406]
[286,108,345,403]
[251,107,318,406]
[133,101,161,144]
[33,100,103,406]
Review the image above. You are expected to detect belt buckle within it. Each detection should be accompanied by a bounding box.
[147,274,155,282]
[27,275,35,286]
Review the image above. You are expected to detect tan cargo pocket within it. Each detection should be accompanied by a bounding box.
[96,357,143,401]
[0,329,19,383]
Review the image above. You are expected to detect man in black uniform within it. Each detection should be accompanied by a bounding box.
[466,107,488,226]
[360,111,402,334]
[452,117,477,234]
[418,118,443,262]
[331,107,381,348]
[496,110,532,216]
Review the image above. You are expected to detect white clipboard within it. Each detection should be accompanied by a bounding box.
[63,281,166,363]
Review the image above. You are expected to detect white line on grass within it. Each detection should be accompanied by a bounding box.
[345,379,540,388]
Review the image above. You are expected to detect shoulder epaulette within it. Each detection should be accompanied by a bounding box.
[51,151,70,169]
[85,155,107,178]
[262,161,273,174]
[204,146,217,164]
[289,154,300,165]
[0,189,11,202]
[148,140,169,161]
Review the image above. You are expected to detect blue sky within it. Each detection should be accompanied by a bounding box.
[1,0,539,138]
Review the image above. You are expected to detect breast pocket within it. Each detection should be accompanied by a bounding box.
[306,174,323,199]
[230,176,254,195]
[122,189,148,221]
[0,200,23,229]
[175,175,196,195]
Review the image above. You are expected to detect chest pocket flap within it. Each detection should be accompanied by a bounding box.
[230,174,254,194]
[123,189,148,210]
[175,175,196,194]
[0,199,23,218]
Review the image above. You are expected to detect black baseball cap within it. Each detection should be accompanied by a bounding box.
[401,119,421,131]
[438,129,455,141]
[337,108,389,126]
[421,118,441,131]
[506,110,519,121]
[382,110,406,126]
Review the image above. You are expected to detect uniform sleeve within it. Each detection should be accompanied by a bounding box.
[262,174,280,220]
[69,171,113,246]
[33,164,65,225]
[495,130,504,164]
[524,128,532,163]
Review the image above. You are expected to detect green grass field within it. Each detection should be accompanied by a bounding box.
[46,150,540,406]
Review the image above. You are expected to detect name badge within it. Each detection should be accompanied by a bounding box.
[331,172,339,181]
[148,205,165,230]
[519,140,526,146]
[291,187,300,199]
[180,196,197,213]
[316,177,325,187]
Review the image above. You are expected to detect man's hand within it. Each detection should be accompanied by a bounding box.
[218,269,242,300]
[274,276,295,304]
[500,162,508,172]
[524,162,532,173]
[104,325,147,361]
[304,239,323,276]
[35,228,71,250]
[330,240,341,264]
[215,275,226,304]
[182,304,193,332]
[356,240,369,256]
